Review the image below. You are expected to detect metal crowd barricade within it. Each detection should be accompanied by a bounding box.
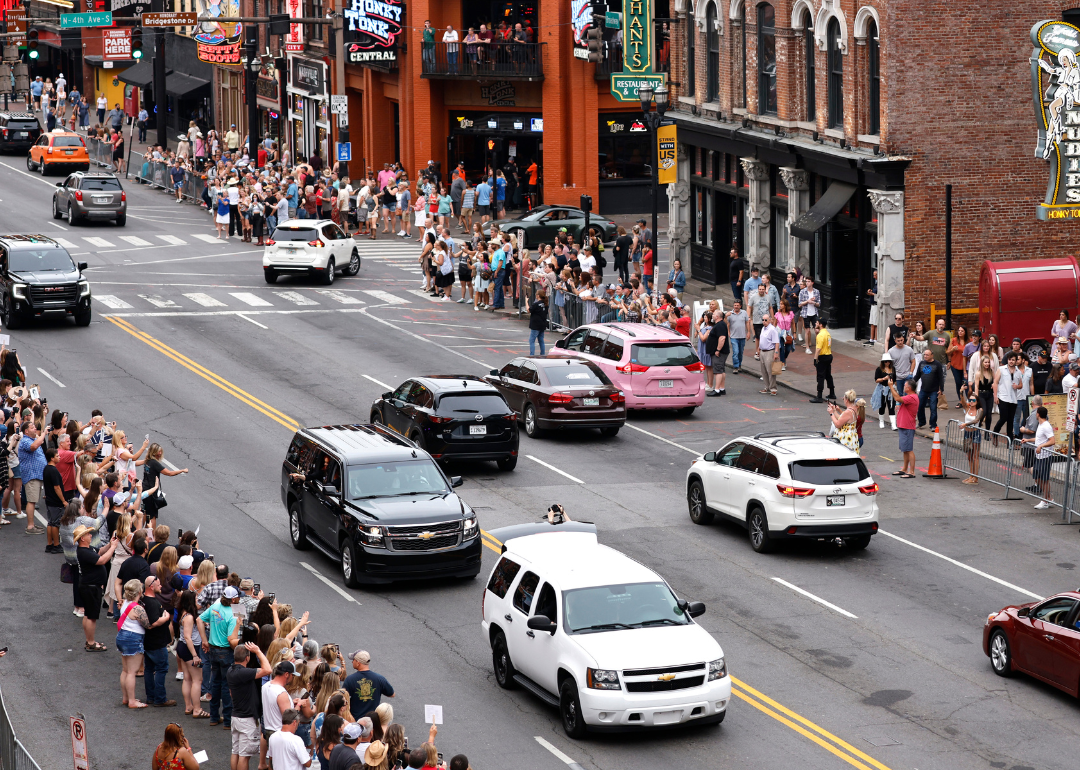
[85,136,114,169]
[0,685,43,770]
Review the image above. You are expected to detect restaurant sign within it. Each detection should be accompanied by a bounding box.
[1032,19,1080,219]
[344,0,402,69]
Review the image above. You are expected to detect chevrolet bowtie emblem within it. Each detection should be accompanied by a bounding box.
[418,531,434,540]
[657,673,676,681]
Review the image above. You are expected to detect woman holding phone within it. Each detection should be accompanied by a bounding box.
[141,443,189,529]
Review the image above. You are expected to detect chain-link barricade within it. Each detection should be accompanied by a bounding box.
[0,685,43,770]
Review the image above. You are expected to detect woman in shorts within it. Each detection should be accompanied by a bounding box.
[457,245,473,304]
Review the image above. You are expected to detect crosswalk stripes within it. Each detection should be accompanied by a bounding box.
[361,290,410,305]
[84,237,114,248]
[183,293,227,307]
[138,294,180,308]
[54,238,77,249]
[119,236,153,247]
[406,289,443,302]
[316,290,363,304]
[193,234,222,244]
[157,235,187,246]
[273,291,319,306]
[94,295,133,309]
[230,292,273,307]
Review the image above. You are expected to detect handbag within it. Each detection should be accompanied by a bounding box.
[785,334,793,346]
[771,359,784,375]
[938,391,949,409]
[60,562,77,584]
[154,489,167,509]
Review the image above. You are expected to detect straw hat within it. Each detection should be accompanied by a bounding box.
[72,524,94,542]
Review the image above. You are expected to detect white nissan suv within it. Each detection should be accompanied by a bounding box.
[685,432,879,553]
[263,219,361,285]
[481,521,730,737]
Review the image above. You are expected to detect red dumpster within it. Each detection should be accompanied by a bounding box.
[979,256,1080,360]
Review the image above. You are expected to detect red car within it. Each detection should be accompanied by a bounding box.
[983,591,1080,696]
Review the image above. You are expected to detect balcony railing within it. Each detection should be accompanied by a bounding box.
[595,19,673,80]
[421,41,544,81]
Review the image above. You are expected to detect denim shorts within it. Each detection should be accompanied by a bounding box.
[115,629,145,656]
[898,428,915,453]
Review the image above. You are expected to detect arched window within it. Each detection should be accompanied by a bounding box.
[827,18,843,128]
[757,3,776,114]
[687,8,696,97]
[804,11,815,120]
[867,19,880,134]
[706,3,719,102]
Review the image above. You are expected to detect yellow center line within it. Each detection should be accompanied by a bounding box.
[481,530,502,554]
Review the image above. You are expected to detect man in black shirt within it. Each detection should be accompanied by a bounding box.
[728,249,747,305]
[885,311,909,350]
[1032,348,1052,394]
[114,537,151,602]
[142,575,175,707]
[228,643,273,770]
[43,449,65,554]
[707,311,729,397]
[613,227,633,284]
[74,524,118,651]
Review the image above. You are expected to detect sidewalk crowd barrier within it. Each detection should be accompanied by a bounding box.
[0,684,42,770]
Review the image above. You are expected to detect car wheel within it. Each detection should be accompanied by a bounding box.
[346,249,361,276]
[688,479,714,525]
[559,678,587,739]
[515,228,527,248]
[497,455,518,471]
[1023,340,1049,363]
[370,411,383,426]
[323,258,336,286]
[288,502,311,550]
[3,297,22,330]
[847,534,872,550]
[409,430,426,451]
[523,404,542,438]
[66,204,77,225]
[989,629,1013,677]
[677,406,696,417]
[26,155,34,172]
[748,506,774,553]
[39,158,47,176]
[599,426,620,438]
[52,197,62,220]
[74,308,91,327]
[115,214,126,227]
[340,536,361,588]
[492,631,517,689]
[263,269,278,284]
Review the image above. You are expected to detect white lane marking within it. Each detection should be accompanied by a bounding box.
[526,455,584,484]
[101,308,368,318]
[624,423,700,455]
[138,294,181,308]
[534,737,584,769]
[83,237,115,248]
[361,289,410,305]
[771,578,858,619]
[359,307,491,368]
[35,511,48,527]
[94,294,134,309]
[193,234,224,244]
[0,160,69,188]
[119,236,153,247]
[37,367,66,388]
[182,293,227,307]
[47,221,68,230]
[300,562,360,604]
[362,374,393,390]
[274,291,319,306]
[157,235,187,245]
[236,313,268,329]
[316,290,363,304]
[877,529,1043,600]
[407,289,444,302]
[230,292,273,307]
[55,237,78,249]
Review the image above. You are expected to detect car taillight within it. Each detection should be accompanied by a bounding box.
[266,239,276,245]
[2,129,6,138]
[46,146,52,154]
[776,484,815,498]
[308,239,326,247]
[501,413,517,421]
[619,362,650,374]
[858,483,879,496]
[548,392,574,404]
[74,190,82,201]
[685,361,705,371]
[429,415,453,424]
[610,391,625,403]
[121,192,126,202]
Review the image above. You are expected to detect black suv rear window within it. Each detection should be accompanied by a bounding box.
[80,177,122,191]
[544,364,606,387]
[487,557,521,599]
[630,342,699,367]
[52,136,85,147]
[272,227,318,242]
[436,393,508,414]
[790,459,870,485]
[7,121,39,131]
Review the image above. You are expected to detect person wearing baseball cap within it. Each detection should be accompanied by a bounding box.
[74,523,119,651]
[198,584,241,727]
[330,722,364,768]
[344,650,395,721]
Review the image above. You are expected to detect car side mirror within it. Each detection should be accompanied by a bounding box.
[78,262,88,271]
[489,369,500,376]
[702,451,716,462]
[451,475,464,488]
[527,614,557,634]
[381,391,392,400]
[320,484,339,497]
[555,339,567,349]
[1017,606,1030,618]
[55,182,64,187]
[685,601,706,618]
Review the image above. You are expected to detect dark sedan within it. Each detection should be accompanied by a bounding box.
[484,356,626,438]
[983,591,1080,696]
[481,204,617,248]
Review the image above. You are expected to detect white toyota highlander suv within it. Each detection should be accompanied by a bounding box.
[685,432,879,553]
[263,219,361,285]
[481,521,730,737]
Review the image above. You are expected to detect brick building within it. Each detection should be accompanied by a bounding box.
[665,0,1080,338]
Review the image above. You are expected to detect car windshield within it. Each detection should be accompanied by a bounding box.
[519,208,550,222]
[347,459,449,500]
[435,393,509,415]
[9,248,75,272]
[544,364,607,387]
[630,343,699,367]
[52,136,85,147]
[564,582,691,633]
[790,458,870,485]
[272,227,318,242]
[80,177,122,191]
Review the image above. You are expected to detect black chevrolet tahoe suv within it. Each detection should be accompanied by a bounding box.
[0,235,91,328]
[282,423,482,586]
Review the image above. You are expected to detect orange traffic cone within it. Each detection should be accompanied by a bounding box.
[923,427,947,479]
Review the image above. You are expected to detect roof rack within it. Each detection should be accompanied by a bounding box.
[604,324,636,337]
[752,432,830,447]
[0,234,57,246]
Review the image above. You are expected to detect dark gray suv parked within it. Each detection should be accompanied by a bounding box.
[52,171,127,226]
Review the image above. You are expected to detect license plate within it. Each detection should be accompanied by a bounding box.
[826,495,845,506]
[583,397,599,406]
[92,195,109,204]
[469,425,487,435]
[659,380,674,388]
[15,132,26,138]
[64,149,74,155]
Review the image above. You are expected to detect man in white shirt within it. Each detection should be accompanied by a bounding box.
[1063,362,1080,392]
[758,313,781,393]
[261,661,296,735]
[227,181,242,237]
[443,26,460,72]
[1023,406,1057,509]
[267,709,311,770]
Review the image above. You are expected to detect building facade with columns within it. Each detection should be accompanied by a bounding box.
[665,0,1080,337]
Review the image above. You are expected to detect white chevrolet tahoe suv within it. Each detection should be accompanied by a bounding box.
[685,432,879,553]
[481,522,730,737]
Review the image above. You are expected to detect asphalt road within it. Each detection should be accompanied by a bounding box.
[1,157,1079,770]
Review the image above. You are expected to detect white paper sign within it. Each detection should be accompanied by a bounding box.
[193,750,209,763]
[424,704,443,725]
[0,334,10,345]
[330,94,348,114]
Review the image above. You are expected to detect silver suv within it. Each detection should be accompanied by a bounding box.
[52,171,127,226]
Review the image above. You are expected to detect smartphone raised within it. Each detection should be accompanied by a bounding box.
[267,592,276,603]
[253,583,261,596]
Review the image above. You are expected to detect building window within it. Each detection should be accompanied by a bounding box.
[867,19,880,135]
[827,18,843,129]
[308,0,323,41]
[706,3,719,102]
[686,10,696,98]
[804,12,815,121]
[757,3,776,114]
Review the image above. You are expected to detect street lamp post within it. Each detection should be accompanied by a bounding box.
[244,52,261,168]
[638,83,669,300]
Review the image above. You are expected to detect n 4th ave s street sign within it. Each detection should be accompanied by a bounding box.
[610,72,665,102]
[60,11,112,27]
[141,12,197,26]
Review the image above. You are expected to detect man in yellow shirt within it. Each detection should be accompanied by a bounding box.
[809,317,836,404]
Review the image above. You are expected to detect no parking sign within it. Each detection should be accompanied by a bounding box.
[70,716,89,770]
[1067,387,1078,431]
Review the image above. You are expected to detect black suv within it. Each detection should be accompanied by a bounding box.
[370,376,520,470]
[0,112,42,153]
[282,424,482,586]
[0,235,90,328]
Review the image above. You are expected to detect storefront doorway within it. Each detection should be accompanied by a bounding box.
[448,111,543,200]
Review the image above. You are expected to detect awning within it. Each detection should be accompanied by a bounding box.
[789,182,857,240]
[117,60,154,87]
[166,72,211,98]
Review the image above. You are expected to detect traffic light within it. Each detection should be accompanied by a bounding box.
[580,194,592,214]
[131,26,143,59]
[26,29,38,60]
[586,26,602,63]
[591,1,608,26]
[486,138,503,152]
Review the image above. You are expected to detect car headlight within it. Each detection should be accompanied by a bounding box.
[708,657,727,681]
[359,525,386,548]
[463,516,478,539]
[78,280,90,298]
[11,283,26,300]
[586,668,621,690]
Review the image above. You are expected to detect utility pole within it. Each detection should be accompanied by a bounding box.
[332,12,348,178]
[152,0,167,149]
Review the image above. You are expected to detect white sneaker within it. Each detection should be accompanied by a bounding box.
[397,230,405,236]
[74,608,84,618]
[176,671,184,680]
[14,511,25,519]
[805,348,813,354]
[441,295,449,301]
[781,365,786,371]
[1034,501,1050,509]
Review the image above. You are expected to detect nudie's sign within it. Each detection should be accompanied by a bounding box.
[1032,20,1080,219]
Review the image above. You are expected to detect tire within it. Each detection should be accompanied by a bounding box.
[492,631,517,690]
[67,204,77,225]
[677,406,696,417]
[340,536,361,588]
[115,214,126,227]
[559,678,587,739]
[523,404,542,438]
[1023,340,1049,364]
[322,258,336,286]
[599,426,620,438]
[687,479,714,524]
[26,155,33,172]
[989,629,1013,677]
[409,430,425,451]
[847,534,872,550]
[497,455,518,471]
[52,198,62,220]
[370,411,383,426]
[748,506,774,553]
[263,269,278,284]
[39,159,47,176]
[3,298,22,330]
[288,502,311,550]
[74,308,91,327]
[345,249,360,276]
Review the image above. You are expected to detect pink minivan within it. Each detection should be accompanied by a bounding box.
[551,323,706,414]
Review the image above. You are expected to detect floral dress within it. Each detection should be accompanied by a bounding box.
[834,408,860,453]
